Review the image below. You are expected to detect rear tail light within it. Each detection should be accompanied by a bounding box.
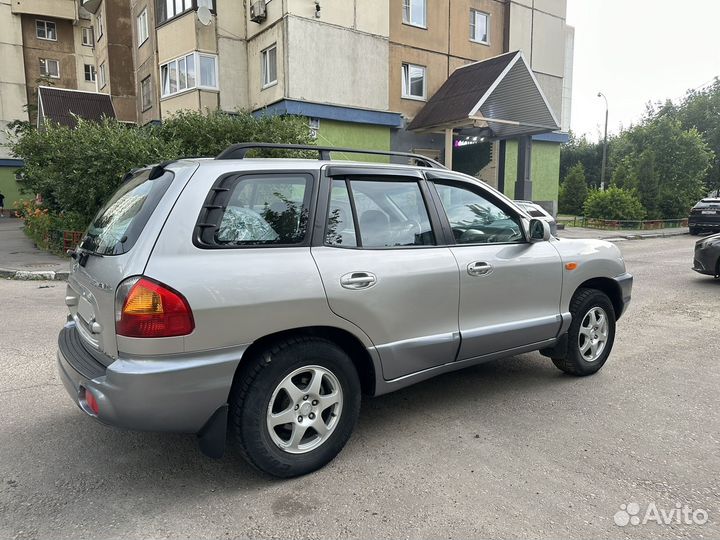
[81,387,99,415]
[116,277,194,338]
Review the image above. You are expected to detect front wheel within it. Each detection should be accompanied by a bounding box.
[229,337,361,478]
[552,288,616,376]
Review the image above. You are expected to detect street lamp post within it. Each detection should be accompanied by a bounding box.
[597,92,609,190]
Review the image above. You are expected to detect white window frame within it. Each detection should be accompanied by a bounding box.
[84,64,96,82]
[36,20,57,41]
[141,76,153,111]
[137,8,149,46]
[160,52,218,98]
[261,43,278,89]
[402,0,426,29]
[401,62,426,101]
[96,13,104,40]
[81,26,94,46]
[98,62,107,88]
[470,9,490,45]
[39,58,60,79]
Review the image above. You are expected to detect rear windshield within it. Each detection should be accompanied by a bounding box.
[517,203,546,218]
[695,200,720,208]
[80,169,173,255]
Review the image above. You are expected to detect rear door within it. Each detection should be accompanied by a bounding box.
[426,174,563,360]
[311,167,460,380]
[66,165,194,360]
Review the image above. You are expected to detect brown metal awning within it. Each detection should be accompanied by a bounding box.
[407,51,560,140]
[37,86,116,130]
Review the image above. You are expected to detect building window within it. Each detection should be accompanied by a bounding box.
[141,76,153,110]
[84,64,96,82]
[402,0,426,28]
[137,8,149,46]
[39,58,60,79]
[96,13,104,40]
[261,44,277,88]
[98,62,107,88]
[81,26,94,46]
[36,20,57,41]
[160,52,218,97]
[470,10,489,44]
[401,63,425,100]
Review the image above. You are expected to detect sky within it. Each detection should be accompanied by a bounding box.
[566,0,720,141]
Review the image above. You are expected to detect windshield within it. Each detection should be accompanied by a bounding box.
[80,169,173,255]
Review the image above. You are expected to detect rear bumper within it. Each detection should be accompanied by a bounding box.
[613,272,633,318]
[688,216,720,230]
[57,322,247,433]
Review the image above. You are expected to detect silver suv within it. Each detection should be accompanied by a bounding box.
[57,143,632,477]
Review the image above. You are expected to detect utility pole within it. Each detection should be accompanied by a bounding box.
[598,92,609,190]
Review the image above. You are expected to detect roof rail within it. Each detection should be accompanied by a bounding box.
[215,143,447,169]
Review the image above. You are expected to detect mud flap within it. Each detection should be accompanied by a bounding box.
[539,333,568,360]
[197,404,228,459]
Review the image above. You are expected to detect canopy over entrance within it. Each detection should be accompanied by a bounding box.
[407,51,559,139]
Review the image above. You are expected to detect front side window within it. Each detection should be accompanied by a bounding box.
[433,181,524,244]
[161,52,216,97]
[326,179,434,248]
[141,76,153,110]
[401,63,426,100]
[39,58,60,78]
[262,44,277,88]
[470,10,489,44]
[214,175,311,246]
[402,0,426,27]
[137,8,149,46]
[36,20,57,41]
[84,64,96,82]
[81,26,94,46]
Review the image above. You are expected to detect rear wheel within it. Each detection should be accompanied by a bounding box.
[552,288,616,376]
[229,336,361,478]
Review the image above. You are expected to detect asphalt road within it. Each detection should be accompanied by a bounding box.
[1,236,718,540]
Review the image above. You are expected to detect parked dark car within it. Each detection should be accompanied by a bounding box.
[514,200,558,236]
[692,232,720,278]
[688,198,720,235]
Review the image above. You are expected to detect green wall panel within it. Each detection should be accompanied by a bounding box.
[316,119,390,163]
[503,140,560,203]
[0,167,22,212]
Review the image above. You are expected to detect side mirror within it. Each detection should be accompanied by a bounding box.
[529,218,551,242]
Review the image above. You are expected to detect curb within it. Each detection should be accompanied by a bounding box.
[598,230,689,242]
[0,268,69,281]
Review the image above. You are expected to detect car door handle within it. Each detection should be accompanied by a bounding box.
[467,261,493,276]
[340,272,377,290]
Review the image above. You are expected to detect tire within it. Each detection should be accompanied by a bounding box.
[689,227,699,235]
[552,288,616,376]
[229,336,361,478]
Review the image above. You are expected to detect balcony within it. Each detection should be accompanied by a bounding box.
[10,0,77,19]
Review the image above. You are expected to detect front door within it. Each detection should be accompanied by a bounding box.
[428,177,563,360]
[311,171,460,380]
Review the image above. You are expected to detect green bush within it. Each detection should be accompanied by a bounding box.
[559,163,589,215]
[8,110,315,227]
[583,187,646,221]
[13,199,86,254]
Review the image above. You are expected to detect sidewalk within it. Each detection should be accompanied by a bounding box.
[557,225,689,242]
[0,217,70,280]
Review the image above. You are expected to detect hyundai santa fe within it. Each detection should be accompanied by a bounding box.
[57,143,633,477]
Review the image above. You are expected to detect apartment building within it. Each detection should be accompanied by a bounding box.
[118,0,572,211]
[0,0,136,207]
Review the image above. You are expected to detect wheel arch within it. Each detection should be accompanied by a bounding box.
[575,277,624,319]
[231,326,377,397]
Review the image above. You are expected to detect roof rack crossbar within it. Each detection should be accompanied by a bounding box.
[215,143,446,169]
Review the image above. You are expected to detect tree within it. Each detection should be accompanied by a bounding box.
[560,132,603,188]
[559,163,589,215]
[583,187,646,221]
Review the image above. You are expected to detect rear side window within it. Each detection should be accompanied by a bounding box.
[325,179,435,248]
[80,169,173,255]
[200,174,312,247]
